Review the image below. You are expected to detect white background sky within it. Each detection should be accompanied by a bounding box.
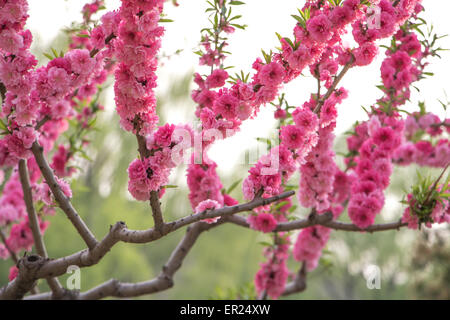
[26,0,449,175]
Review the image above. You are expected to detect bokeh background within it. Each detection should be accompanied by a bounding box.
[0,0,449,299]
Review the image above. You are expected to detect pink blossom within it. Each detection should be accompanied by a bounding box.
[280,125,304,150]
[353,42,378,66]
[0,29,24,54]
[195,199,221,224]
[248,212,277,233]
[254,260,288,299]
[307,14,332,43]
[292,107,319,134]
[8,266,18,281]
[66,49,96,75]
[205,69,228,88]
[213,92,239,120]
[257,62,285,87]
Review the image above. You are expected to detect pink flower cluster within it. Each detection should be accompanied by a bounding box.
[298,125,338,212]
[293,225,331,271]
[352,0,422,46]
[0,159,72,259]
[128,123,192,201]
[0,1,113,267]
[191,0,384,148]
[113,0,164,136]
[379,30,425,104]
[394,113,449,168]
[187,155,224,209]
[254,236,290,299]
[279,0,362,80]
[0,172,26,228]
[6,216,48,253]
[248,212,278,233]
[347,115,403,228]
[247,198,292,233]
[242,144,296,201]
[401,187,450,230]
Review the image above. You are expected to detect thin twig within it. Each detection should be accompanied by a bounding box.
[31,141,98,250]
[18,159,64,297]
[313,57,354,114]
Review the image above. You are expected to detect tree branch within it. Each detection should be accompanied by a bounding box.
[18,159,65,298]
[313,57,354,114]
[282,262,307,296]
[150,190,165,233]
[320,219,407,233]
[31,141,98,250]
[0,255,45,300]
[28,221,223,300]
[4,191,295,299]
[227,211,407,233]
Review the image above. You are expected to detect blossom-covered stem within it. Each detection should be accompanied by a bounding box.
[89,33,116,58]
[135,133,165,231]
[282,262,307,296]
[0,228,18,264]
[314,57,354,114]
[18,159,64,297]
[31,142,98,250]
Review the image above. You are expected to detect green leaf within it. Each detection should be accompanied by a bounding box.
[226,179,242,194]
[0,119,8,133]
[162,185,178,189]
[43,53,54,60]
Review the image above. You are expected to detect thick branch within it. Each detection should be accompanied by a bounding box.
[18,159,64,298]
[31,142,98,250]
[118,190,296,243]
[0,255,45,300]
[77,221,220,299]
[282,262,307,296]
[7,191,296,295]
